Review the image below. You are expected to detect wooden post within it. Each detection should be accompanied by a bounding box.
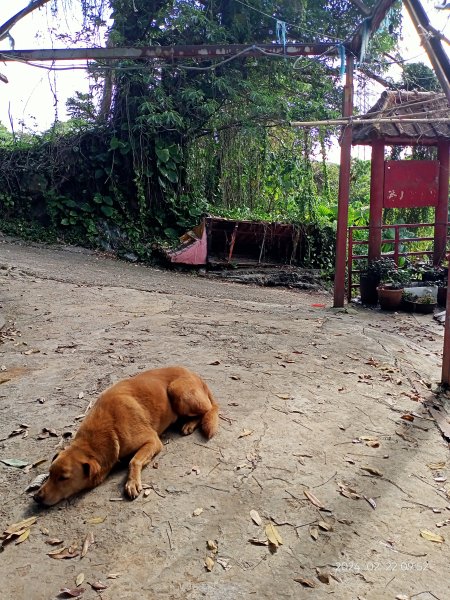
[434,141,450,265]
[368,140,385,261]
[333,54,354,308]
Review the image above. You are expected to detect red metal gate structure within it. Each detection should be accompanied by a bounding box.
[348,223,450,302]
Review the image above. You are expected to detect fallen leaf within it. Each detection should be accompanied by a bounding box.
[395,595,410,600]
[294,576,316,588]
[250,510,262,526]
[318,520,333,531]
[361,466,383,477]
[25,473,49,492]
[276,394,290,399]
[316,568,331,584]
[248,538,269,546]
[3,516,37,536]
[40,527,49,536]
[309,525,319,540]
[364,496,377,510]
[434,476,447,483]
[321,355,328,360]
[59,588,85,598]
[192,508,203,517]
[238,429,253,439]
[420,530,444,543]
[304,489,326,509]
[0,458,29,468]
[401,414,414,422]
[436,519,450,528]
[216,557,232,571]
[106,573,120,579]
[75,573,85,587]
[337,482,361,500]
[81,531,94,558]
[47,547,80,559]
[46,538,64,546]
[89,581,107,591]
[204,556,215,571]
[208,360,220,366]
[85,516,106,525]
[206,539,218,553]
[15,529,30,544]
[265,523,283,547]
[230,375,241,380]
[428,462,446,470]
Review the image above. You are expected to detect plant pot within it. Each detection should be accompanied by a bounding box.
[377,286,403,310]
[360,274,379,305]
[403,300,437,314]
[438,286,448,307]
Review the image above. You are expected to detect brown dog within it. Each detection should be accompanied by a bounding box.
[34,366,219,506]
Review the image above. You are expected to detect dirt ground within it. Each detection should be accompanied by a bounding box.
[1,233,449,600]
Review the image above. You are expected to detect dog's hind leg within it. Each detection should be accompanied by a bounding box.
[125,429,163,499]
[169,376,219,440]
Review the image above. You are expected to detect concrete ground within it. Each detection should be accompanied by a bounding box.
[0,233,449,600]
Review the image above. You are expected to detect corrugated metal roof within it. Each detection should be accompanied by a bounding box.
[352,90,450,143]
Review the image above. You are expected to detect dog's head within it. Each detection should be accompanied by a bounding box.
[33,447,101,507]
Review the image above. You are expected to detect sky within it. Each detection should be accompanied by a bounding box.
[0,1,448,138]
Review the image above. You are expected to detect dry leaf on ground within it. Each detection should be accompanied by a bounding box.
[294,577,316,588]
[361,466,383,477]
[238,429,253,439]
[192,508,203,517]
[84,516,105,525]
[265,523,283,547]
[304,489,326,509]
[75,573,85,587]
[59,588,85,598]
[420,530,444,543]
[204,556,215,571]
[250,509,262,526]
[81,532,94,558]
[89,581,108,591]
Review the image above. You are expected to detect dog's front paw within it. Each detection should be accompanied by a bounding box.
[125,479,142,499]
[181,421,198,436]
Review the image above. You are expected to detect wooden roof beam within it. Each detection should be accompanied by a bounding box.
[0,43,337,63]
[348,0,398,55]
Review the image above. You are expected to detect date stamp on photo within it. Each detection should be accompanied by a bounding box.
[335,561,429,572]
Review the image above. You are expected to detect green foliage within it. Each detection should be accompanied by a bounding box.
[0,0,404,264]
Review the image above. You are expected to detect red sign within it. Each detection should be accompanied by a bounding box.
[383,160,439,208]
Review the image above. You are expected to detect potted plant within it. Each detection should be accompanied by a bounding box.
[359,257,397,305]
[403,290,438,314]
[377,268,410,310]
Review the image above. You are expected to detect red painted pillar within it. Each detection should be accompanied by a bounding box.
[333,54,354,308]
[434,141,450,265]
[368,140,385,261]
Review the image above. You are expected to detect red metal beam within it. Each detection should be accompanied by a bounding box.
[333,54,354,308]
[435,141,450,264]
[353,138,445,147]
[0,43,337,63]
[368,140,384,261]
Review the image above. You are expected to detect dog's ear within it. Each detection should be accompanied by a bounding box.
[82,459,102,484]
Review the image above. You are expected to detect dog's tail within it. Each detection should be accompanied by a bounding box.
[201,386,219,439]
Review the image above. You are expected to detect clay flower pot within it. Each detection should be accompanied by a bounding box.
[377,285,403,310]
